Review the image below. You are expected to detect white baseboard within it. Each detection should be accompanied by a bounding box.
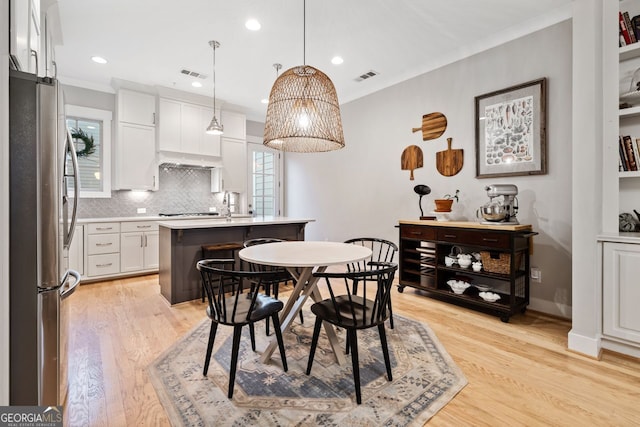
[568,330,602,358]
[601,337,640,359]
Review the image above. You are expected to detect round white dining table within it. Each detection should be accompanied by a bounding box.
[239,241,372,365]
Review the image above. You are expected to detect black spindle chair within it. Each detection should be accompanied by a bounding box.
[197,259,288,399]
[306,262,398,404]
[243,238,303,335]
[344,238,398,329]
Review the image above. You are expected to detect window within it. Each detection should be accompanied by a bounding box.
[65,105,112,198]
[248,139,282,216]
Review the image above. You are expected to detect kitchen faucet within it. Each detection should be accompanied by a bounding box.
[223,191,232,221]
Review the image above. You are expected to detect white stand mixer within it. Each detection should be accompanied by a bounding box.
[477,184,519,225]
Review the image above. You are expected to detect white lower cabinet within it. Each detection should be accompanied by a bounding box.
[120,221,159,273]
[86,222,121,277]
[602,242,640,345]
[80,220,161,280]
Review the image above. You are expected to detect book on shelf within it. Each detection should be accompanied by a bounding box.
[624,12,637,43]
[621,11,633,45]
[631,15,640,41]
[634,138,640,170]
[623,135,638,171]
[620,136,630,171]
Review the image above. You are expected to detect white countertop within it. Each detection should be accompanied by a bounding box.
[157,216,315,230]
[76,214,252,224]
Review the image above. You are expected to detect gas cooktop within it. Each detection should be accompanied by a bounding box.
[158,212,220,217]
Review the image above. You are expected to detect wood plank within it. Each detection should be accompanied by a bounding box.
[65,274,640,426]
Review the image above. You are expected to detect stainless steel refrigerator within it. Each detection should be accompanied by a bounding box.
[9,69,81,406]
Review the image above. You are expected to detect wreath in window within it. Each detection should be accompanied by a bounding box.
[71,128,96,158]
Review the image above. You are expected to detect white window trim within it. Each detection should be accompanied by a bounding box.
[247,135,283,216]
[65,105,112,198]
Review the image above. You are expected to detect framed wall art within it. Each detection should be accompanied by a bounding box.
[475,78,547,178]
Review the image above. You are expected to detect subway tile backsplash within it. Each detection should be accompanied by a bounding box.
[78,166,229,218]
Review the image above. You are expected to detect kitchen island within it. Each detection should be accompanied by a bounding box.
[158,216,314,304]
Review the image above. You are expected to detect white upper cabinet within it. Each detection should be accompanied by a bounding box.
[116,123,156,190]
[221,110,246,141]
[119,89,156,126]
[211,138,247,193]
[158,97,221,157]
[114,89,157,190]
[10,0,40,74]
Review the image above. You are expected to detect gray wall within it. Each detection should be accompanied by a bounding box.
[284,20,573,318]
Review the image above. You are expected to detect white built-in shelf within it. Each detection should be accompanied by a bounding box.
[620,42,640,61]
[619,170,640,178]
[619,105,640,117]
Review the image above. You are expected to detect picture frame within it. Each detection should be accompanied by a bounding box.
[475,78,547,178]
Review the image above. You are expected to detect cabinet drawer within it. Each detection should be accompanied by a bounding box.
[121,221,158,233]
[87,253,120,276]
[87,222,120,234]
[435,229,510,249]
[472,231,511,249]
[87,233,120,255]
[436,228,477,244]
[401,225,436,240]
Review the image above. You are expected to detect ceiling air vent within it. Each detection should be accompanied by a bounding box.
[180,69,207,79]
[355,70,379,82]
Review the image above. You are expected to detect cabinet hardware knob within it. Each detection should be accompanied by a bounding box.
[96,263,113,268]
[96,242,113,246]
[483,238,499,242]
[96,227,112,230]
[444,234,456,238]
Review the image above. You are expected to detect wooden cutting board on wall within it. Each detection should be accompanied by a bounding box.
[412,112,447,141]
[401,145,423,180]
[436,137,463,176]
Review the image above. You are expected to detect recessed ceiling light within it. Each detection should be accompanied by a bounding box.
[331,56,344,65]
[261,98,269,104]
[245,19,261,31]
[91,56,107,64]
[192,81,203,88]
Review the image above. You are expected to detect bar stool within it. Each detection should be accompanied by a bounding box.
[200,242,244,302]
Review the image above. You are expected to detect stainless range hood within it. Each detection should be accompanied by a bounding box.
[158,151,223,169]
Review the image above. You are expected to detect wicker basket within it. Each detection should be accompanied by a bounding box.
[480,251,522,274]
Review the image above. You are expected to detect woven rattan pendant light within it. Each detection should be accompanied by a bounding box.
[263,0,344,152]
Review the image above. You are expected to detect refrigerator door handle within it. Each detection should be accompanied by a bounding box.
[60,269,81,300]
[63,128,80,248]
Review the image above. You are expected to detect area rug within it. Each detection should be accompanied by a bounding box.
[148,309,467,426]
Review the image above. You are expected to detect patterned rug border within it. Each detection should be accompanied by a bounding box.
[148,311,467,426]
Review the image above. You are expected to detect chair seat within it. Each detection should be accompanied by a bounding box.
[311,295,388,329]
[207,293,284,326]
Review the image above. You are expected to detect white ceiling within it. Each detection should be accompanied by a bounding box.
[52,0,572,122]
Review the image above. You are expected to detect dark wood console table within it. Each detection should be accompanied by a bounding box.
[398,220,537,322]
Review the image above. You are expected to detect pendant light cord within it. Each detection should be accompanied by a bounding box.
[213,43,217,111]
[303,0,306,65]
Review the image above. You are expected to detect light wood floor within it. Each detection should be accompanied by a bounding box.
[66,274,640,426]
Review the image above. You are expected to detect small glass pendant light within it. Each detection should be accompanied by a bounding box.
[206,40,224,135]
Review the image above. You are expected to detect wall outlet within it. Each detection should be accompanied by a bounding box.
[209,207,217,212]
[530,267,542,283]
[137,208,147,214]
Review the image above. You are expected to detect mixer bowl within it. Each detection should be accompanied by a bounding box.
[478,204,508,221]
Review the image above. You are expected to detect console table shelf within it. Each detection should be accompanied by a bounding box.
[398,220,536,322]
